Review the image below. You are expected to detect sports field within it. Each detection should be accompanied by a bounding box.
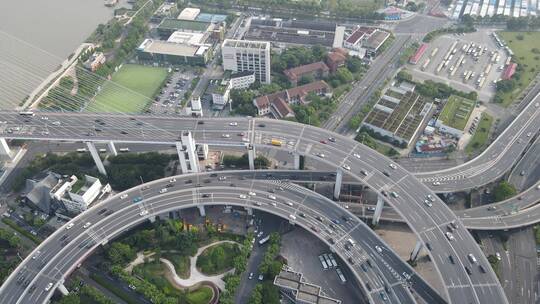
[87,64,167,113]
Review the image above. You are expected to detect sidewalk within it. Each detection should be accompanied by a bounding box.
[125,240,238,290]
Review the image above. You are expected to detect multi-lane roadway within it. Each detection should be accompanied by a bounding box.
[416,85,540,192]
[0,171,445,304]
[0,111,508,304]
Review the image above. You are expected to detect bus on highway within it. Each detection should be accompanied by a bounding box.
[119,148,130,152]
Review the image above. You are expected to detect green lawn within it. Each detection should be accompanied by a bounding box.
[465,113,493,155]
[162,252,190,279]
[133,262,212,304]
[196,243,239,275]
[498,32,540,107]
[87,64,167,113]
[439,95,475,131]
[186,286,213,304]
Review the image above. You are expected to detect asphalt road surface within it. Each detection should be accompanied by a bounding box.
[0,171,444,304]
[0,111,508,304]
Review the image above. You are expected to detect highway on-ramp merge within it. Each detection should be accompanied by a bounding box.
[0,112,508,304]
[0,171,445,304]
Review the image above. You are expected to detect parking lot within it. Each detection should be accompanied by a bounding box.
[280,227,365,303]
[150,68,198,115]
[408,30,510,102]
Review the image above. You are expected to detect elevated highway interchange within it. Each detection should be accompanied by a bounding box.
[0,171,445,304]
[0,112,509,304]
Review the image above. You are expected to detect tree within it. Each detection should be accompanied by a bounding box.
[298,75,315,86]
[493,181,517,202]
[106,242,136,266]
[335,67,353,84]
[346,57,364,74]
[258,83,282,95]
[261,282,280,304]
[230,89,257,116]
[248,284,263,304]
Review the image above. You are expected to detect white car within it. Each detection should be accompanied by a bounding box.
[169,178,176,183]
[32,250,41,259]
[248,272,254,280]
[66,223,74,230]
[495,252,501,261]
[239,194,247,199]
[229,122,238,126]
[342,164,351,171]
[41,116,48,120]
[424,200,433,207]
[268,194,276,200]
[316,153,325,158]
[120,194,128,199]
[289,214,297,220]
[45,282,53,291]
[159,188,168,194]
[139,210,149,216]
[389,163,397,170]
[269,202,277,207]
[375,245,383,253]
[432,181,441,186]
[248,192,256,196]
[83,222,92,229]
[445,232,455,241]
[353,153,361,159]
[222,134,230,138]
[52,121,61,126]
[286,201,294,207]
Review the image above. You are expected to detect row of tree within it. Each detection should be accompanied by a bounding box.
[218,235,254,304]
[248,232,283,304]
[222,153,271,169]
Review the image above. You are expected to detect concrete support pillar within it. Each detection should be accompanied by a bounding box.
[293,153,300,170]
[58,283,69,296]
[248,145,255,170]
[410,240,423,262]
[333,169,343,200]
[246,207,253,216]
[198,205,206,217]
[175,142,188,173]
[107,141,118,156]
[176,132,199,173]
[86,142,106,176]
[0,138,12,158]
[148,216,156,223]
[372,195,384,226]
[181,132,199,173]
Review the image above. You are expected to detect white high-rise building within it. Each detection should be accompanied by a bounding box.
[222,39,271,84]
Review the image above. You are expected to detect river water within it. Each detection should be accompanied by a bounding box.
[0,0,130,108]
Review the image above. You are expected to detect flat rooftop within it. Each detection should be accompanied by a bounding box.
[223,39,269,49]
[274,268,341,304]
[158,18,210,32]
[364,87,433,143]
[139,39,201,57]
[167,31,206,45]
[438,95,475,131]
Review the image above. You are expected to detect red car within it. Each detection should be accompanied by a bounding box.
[320,140,327,144]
